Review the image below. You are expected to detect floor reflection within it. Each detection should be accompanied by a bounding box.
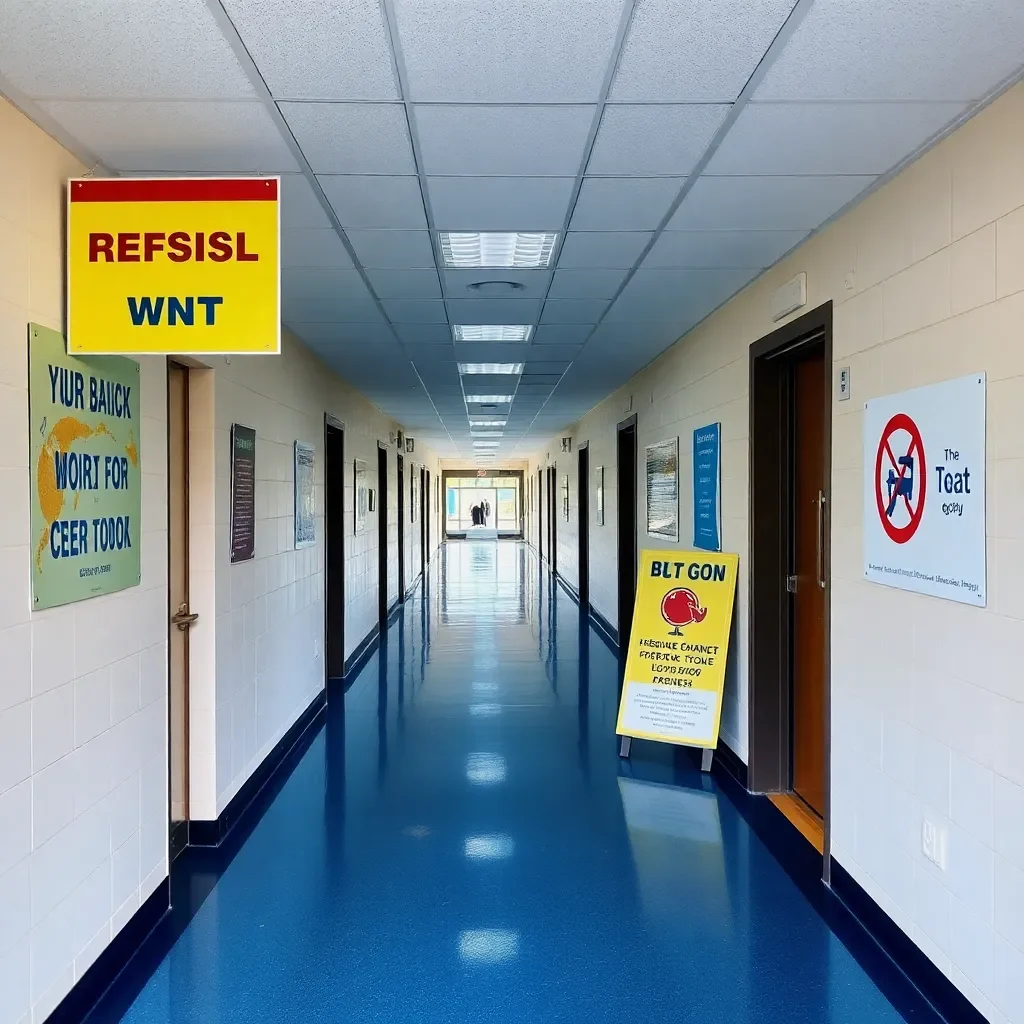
[118,541,910,1024]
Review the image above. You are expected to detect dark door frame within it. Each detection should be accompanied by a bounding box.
[748,301,833,878]
[547,464,557,575]
[324,415,345,682]
[537,468,544,561]
[421,467,428,577]
[377,442,389,629]
[577,442,590,611]
[397,453,406,599]
[616,415,638,649]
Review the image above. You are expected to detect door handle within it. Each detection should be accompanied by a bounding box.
[816,490,827,590]
[171,602,199,631]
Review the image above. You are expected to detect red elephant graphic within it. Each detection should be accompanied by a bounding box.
[661,588,707,636]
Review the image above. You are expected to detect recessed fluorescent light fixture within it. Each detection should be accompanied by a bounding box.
[470,420,506,428]
[474,442,500,448]
[440,232,556,269]
[471,431,503,438]
[453,325,532,343]
[465,395,514,404]
[459,363,523,375]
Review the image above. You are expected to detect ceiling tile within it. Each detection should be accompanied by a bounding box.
[604,267,755,322]
[453,342,531,362]
[281,229,354,269]
[523,342,584,360]
[757,0,1024,103]
[318,176,426,229]
[570,177,683,231]
[531,326,592,346]
[0,0,254,100]
[587,104,729,175]
[547,269,628,299]
[443,270,549,300]
[427,177,574,230]
[291,322,395,346]
[283,288,383,323]
[414,105,594,176]
[37,100,299,172]
[346,230,437,268]
[610,0,794,102]
[707,102,966,175]
[394,324,453,344]
[525,361,572,374]
[540,299,609,324]
[223,0,398,100]
[556,232,652,269]
[519,374,563,386]
[280,103,415,173]
[393,0,626,102]
[381,299,448,323]
[364,269,442,299]
[445,298,543,324]
[644,229,807,269]
[669,175,875,230]
[280,174,332,229]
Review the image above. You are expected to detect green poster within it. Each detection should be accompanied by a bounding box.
[29,323,142,610]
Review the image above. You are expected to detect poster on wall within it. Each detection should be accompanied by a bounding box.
[616,550,739,750]
[28,323,142,610]
[561,474,570,521]
[646,438,679,541]
[596,466,605,526]
[293,441,315,549]
[692,423,721,552]
[230,424,256,563]
[354,459,368,535]
[863,374,986,606]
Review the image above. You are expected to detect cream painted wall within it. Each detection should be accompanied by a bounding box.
[0,95,442,1023]
[537,83,1024,1023]
[0,98,168,1024]
[187,336,442,819]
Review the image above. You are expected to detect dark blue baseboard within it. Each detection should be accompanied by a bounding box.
[830,859,988,1024]
[343,622,380,682]
[189,689,326,847]
[46,876,169,1024]
[588,604,619,653]
[554,572,580,604]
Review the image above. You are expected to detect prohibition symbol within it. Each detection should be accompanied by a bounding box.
[874,412,926,544]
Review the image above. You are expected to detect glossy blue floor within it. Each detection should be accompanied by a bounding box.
[115,542,912,1023]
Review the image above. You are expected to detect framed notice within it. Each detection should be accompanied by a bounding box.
[293,440,315,548]
[354,459,368,535]
[561,474,570,521]
[595,466,605,526]
[646,438,679,541]
[28,323,142,609]
[230,424,256,563]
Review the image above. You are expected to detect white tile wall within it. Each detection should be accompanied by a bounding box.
[537,83,1024,1022]
[0,95,442,1024]
[0,97,169,1024]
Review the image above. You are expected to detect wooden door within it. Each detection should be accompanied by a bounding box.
[325,422,344,680]
[791,349,827,816]
[167,362,190,860]
[377,445,389,627]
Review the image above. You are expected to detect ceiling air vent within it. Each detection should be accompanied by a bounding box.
[466,280,526,296]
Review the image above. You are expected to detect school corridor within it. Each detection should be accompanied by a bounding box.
[85,542,908,1023]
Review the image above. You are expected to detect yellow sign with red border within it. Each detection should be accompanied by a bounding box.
[67,177,279,355]
[616,549,739,749]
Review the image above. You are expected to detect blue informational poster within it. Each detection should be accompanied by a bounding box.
[692,423,721,552]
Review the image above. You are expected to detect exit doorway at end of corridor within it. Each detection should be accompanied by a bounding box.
[442,470,524,538]
[749,302,833,869]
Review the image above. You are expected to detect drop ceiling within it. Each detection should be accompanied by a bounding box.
[2,0,1023,458]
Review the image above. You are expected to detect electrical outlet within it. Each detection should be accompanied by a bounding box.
[844,270,856,291]
[922,819,947,869]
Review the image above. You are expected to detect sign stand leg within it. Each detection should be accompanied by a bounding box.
[619,735,631,759]
[701,747,713,773]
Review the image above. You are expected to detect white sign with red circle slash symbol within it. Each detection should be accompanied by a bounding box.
[863,374,986,606]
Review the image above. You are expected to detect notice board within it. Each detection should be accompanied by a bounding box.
[230,424,256,563]
[29,324,142,609]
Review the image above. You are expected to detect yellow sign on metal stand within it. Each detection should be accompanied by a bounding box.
[616,549,739,769]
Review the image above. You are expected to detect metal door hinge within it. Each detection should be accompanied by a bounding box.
[171,602,199,631]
